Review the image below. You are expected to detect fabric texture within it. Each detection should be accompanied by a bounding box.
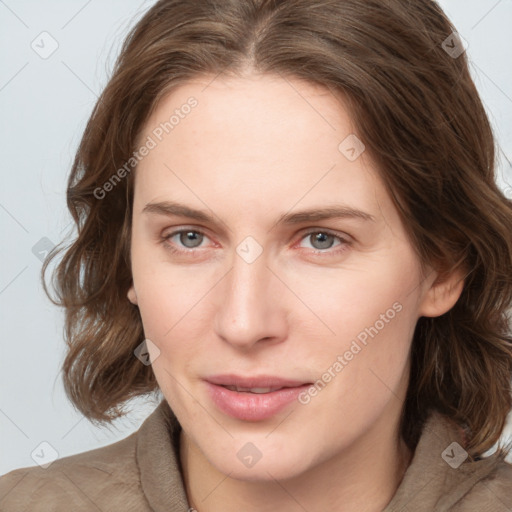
[1,398,511,511]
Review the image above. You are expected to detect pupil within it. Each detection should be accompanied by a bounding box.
[313,232,332,249]
[181,231,202,248]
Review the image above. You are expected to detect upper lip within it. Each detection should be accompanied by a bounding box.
[205,374,311,389]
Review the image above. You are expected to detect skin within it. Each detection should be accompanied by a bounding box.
[127,72,464,512]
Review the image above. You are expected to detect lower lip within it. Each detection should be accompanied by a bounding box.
[205,381,311,421]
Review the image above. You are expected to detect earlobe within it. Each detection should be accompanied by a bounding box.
[127,285,138,305]
[419,267,465,318]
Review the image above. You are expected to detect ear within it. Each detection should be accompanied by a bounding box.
[127,284,138,305]
[418,266,465,318]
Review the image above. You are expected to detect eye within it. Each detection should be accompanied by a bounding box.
[297,229,350,254]
[160,227,351,257]
[162,229,210,252]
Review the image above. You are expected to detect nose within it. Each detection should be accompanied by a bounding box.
[213,248,288,351]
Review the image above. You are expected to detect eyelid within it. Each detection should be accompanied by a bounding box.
[298,227,352,242]
[162,226,352,243]
[161,226,214,247]
[293,228,352,255]
[161,226,351,241]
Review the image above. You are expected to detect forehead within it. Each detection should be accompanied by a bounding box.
[143,73,354,153]
[133,73,392,227]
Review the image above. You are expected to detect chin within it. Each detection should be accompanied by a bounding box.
[215,456,310,482]
[202,437,320,482]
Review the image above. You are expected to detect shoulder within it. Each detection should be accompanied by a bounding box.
[0,431,151,512]
[452,457,512,511]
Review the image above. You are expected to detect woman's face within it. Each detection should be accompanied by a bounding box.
[128,73,448,480]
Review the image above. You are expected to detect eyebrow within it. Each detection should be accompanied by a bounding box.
[142,200,375,226]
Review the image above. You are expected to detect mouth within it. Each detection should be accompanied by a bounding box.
[205,374,311,389]
[222,385,291,393]
[204,374,313,421]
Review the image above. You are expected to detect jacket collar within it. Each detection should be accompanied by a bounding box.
[384,411,503,511]
[137,399,503,511]
[137,399,190,511]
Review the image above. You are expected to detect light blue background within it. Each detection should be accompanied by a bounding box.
[1,0,511,475]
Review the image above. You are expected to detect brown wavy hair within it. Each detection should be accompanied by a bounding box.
[43,0,512,459]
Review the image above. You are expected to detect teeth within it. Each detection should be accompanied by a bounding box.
[225,385,283,393]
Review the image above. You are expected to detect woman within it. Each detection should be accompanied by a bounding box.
[1,0,511,510]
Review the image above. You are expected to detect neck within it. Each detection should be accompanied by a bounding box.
[179,413,413,512]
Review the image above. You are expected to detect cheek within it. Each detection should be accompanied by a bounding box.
[136,284,202,354]
[132,263,216,383]
[130,239,209,340]
[290,254,419,400]
[286,255,420,346]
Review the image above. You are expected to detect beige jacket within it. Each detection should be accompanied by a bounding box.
[1,399,511,511]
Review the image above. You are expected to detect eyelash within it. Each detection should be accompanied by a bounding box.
[160,228,351,257]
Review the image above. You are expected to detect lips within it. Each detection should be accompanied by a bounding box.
[204,374,313,421]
